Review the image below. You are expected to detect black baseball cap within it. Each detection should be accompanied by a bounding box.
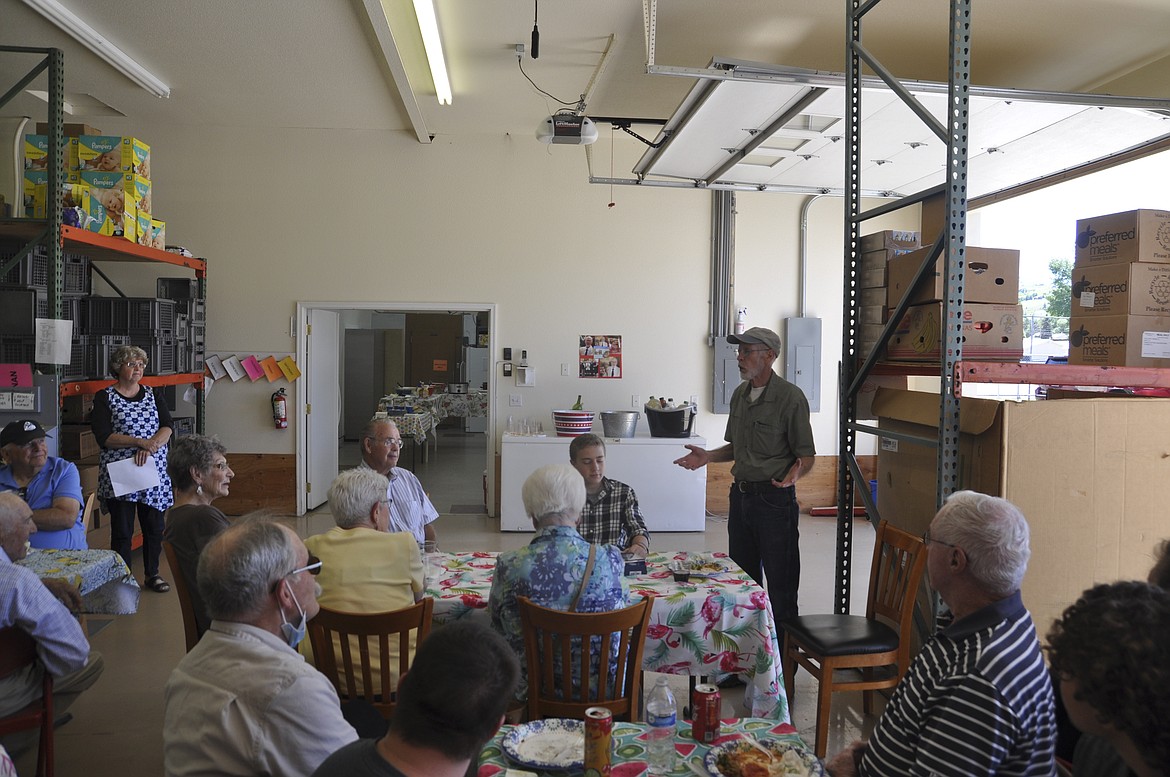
[0,420,47,447]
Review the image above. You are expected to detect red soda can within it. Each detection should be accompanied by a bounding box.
[691,683,722,744]
[584,706,613,777]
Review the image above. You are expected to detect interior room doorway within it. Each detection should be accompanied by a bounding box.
[296,301,496,517]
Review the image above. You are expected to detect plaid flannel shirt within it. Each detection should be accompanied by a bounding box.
[577,477,650,550]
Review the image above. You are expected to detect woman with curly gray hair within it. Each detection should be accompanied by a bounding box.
[164,435,234,635]
[1047,580,1170,777]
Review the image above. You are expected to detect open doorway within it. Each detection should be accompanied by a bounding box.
[295,301,496,518]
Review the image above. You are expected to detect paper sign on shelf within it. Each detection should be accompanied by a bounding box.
[34,319,73,364]
[260,357,283,382]
[1,364,34,388]
[204,354,228,380]
[277,356,302,382]
[222,356,247,382]
[241,355,265,382]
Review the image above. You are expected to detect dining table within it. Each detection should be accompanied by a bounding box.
[17,547,140,615]
[476,717,815,776]
[425,550,789,721]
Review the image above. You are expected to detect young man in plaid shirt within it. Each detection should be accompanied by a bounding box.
[568,434,650,557]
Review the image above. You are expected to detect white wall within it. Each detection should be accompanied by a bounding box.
[103,120,917,459]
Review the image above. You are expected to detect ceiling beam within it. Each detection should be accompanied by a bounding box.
[358,0,432,144]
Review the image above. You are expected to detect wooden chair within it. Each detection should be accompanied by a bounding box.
[307,598,434,721]
[518,596,653,723]
[79,493,96,533]
[0,626,54,777]
[781,519,928,758]
[162,541,201,652]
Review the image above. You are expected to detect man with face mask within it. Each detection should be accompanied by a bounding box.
[162,519,358,777]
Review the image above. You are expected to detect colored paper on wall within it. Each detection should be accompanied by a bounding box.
[1,364,34,388]
[241,355,265,381]
[278,356,302,381]
[223,355,247,382]
[204,354,228,380]
[261,357,283,382]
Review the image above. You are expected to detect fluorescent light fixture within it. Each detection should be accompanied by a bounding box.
[412,0,452,105]
[21,0,170,98]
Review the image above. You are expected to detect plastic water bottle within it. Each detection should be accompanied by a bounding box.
[645,677,677,774]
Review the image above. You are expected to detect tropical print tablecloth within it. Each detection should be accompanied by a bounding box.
[477,717,810,776]
[427,550,788,720]
[17,548,140,614]
[424,390,489,420]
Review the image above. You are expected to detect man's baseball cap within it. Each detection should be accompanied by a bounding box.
[1,420,47,447]
[728,326,781,354]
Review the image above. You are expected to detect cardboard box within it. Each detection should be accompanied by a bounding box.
[1074,209,1170,267]
[860,246,918,289]
[1070,262,1170,317]
[77,135,151,178]
[887,302,1023,361]
[859,287,887,325]
[23,134,75,170]
[860,230,920,252]
[148,219,165,250]
[22,169,47,218]
[1067,314,1170,368]
[80,187,137,242]
[858,323,886,359]
[59,424,99,460]
[79,170,151,215]
[887,246,1020,308]
[61,394,94,423]
[873,387,1170,638]
[36,122,102,137]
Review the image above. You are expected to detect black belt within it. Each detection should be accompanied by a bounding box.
[734,480,791,494]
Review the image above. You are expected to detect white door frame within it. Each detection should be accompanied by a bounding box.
[295,300,497,516]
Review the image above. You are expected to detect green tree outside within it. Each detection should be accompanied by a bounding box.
[1045,258,1072,333]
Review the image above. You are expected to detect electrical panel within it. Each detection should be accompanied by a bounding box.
[711,336,739,414]
[784,317,822,412]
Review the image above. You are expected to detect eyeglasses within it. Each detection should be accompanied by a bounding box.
[272,554,322,593]
[735,347,770,356]
[922,529,958,549]
[371,437,403,449]
[121,361,147,369]
[212,460,231,471]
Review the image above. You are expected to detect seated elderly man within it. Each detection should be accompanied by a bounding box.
[0,420,86,550]
[569,433,650,558]
[163,519,357,777]
[0,493,103,751]
[302,468,423,685]
[311,620,519,777]
[359,418,438,544]
[1048,581,1170,777]
[489,464,629,701]
[827,491,1056,777]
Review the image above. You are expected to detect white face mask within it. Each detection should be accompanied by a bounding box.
[278,581,308,648]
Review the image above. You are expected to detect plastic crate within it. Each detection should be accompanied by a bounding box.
[186,346,205,373]
[63,336,88,380]
[0,243,90,295]
[175,298,205,323]
[127,298,176,332]
[86,335,131,379]
[157,277,199,300]
[83,297,130,333]
[0,286,37,337]
[0,337,36,365]
[172,416,195,436]
[128,334,176,375]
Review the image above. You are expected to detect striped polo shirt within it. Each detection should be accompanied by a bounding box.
[860,590,1057,776]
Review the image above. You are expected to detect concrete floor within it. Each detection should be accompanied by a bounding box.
[17,427,879,775]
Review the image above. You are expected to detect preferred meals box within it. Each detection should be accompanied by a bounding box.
[1066,314,1170,368]
[886,302,1023,361]
[873,387,1170,639]
[1070,263,1170,317]
[886,246,1020,308]
[1074,208,1170,267]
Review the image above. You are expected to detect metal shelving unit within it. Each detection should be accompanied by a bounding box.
[0,46,206,432]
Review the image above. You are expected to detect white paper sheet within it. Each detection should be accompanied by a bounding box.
[107,455,162,497]
[35,318,73,364]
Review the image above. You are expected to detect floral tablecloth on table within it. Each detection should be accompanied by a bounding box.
[426,550,788,720]
[17,548,140,615]
[373,410,436,445]
[477,717,811,776]
[423,390,488,420]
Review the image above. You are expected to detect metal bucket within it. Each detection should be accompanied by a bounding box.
[600,411,639,438]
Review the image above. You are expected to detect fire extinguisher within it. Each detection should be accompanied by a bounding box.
[271,388,288,429]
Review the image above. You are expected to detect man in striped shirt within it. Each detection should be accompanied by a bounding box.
[827,491,1056,777]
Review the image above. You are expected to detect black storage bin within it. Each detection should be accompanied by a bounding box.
[643,406,696,438]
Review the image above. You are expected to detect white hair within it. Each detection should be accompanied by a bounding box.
[934,490,1031,598]
[329,468,388,529]
[522,464,586,527]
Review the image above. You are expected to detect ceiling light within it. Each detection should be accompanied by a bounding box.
[22,0,170,98]
[412,0,452,105]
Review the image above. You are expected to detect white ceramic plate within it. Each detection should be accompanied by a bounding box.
[703,738,825,777]
[501,718,585,771]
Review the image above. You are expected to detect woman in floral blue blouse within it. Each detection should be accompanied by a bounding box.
[489,464,629,700]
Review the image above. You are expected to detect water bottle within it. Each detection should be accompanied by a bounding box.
[645,677,677,774]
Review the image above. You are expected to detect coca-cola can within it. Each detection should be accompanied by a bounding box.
[584,706,613,777]
[691,683,722,744]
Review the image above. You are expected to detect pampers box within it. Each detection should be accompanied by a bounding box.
[77,135,151,177]
[22,169,47,218]
[79,170,152,216]
[80,186,137,242]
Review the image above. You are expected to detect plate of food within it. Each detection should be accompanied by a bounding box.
[703,738,825,777]
[501,718,584,771]
[673,555,728,578]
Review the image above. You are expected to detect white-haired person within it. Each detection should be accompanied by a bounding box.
[488,464,629,703]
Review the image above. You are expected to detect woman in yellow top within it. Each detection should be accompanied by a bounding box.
[301,467,424,691]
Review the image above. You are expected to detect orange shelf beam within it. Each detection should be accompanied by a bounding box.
[0,219,206,274]
[61,373,205,397]
[954,361,1170,392]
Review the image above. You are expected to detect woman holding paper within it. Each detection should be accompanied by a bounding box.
[92,344,175,593]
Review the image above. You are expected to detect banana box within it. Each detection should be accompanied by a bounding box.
[887,302,1023,361]
[77,135,151,178]
[24,134,79,170]
[79,170,152,217]
[80,186,137,242]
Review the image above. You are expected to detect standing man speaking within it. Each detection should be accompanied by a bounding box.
[674,326,815,624]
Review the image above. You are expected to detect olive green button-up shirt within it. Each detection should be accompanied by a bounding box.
[724,371,816,482]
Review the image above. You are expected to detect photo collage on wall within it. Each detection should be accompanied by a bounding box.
[579,334,622,378]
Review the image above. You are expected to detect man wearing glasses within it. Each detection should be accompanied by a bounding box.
[359,417,439,545]
[163,520,358,777]
[674,326,815,628]
[0,420,86,550]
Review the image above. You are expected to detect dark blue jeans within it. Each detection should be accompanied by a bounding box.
[728,485,800,625]
[108,499,165,578]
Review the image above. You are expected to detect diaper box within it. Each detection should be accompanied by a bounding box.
[77,135,151,178]
[24,134,78,170]
[79,170,152,216]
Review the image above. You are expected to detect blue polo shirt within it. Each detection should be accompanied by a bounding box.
[0,456,87,550]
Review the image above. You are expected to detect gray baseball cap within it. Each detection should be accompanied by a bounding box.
[728,326,780,354]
